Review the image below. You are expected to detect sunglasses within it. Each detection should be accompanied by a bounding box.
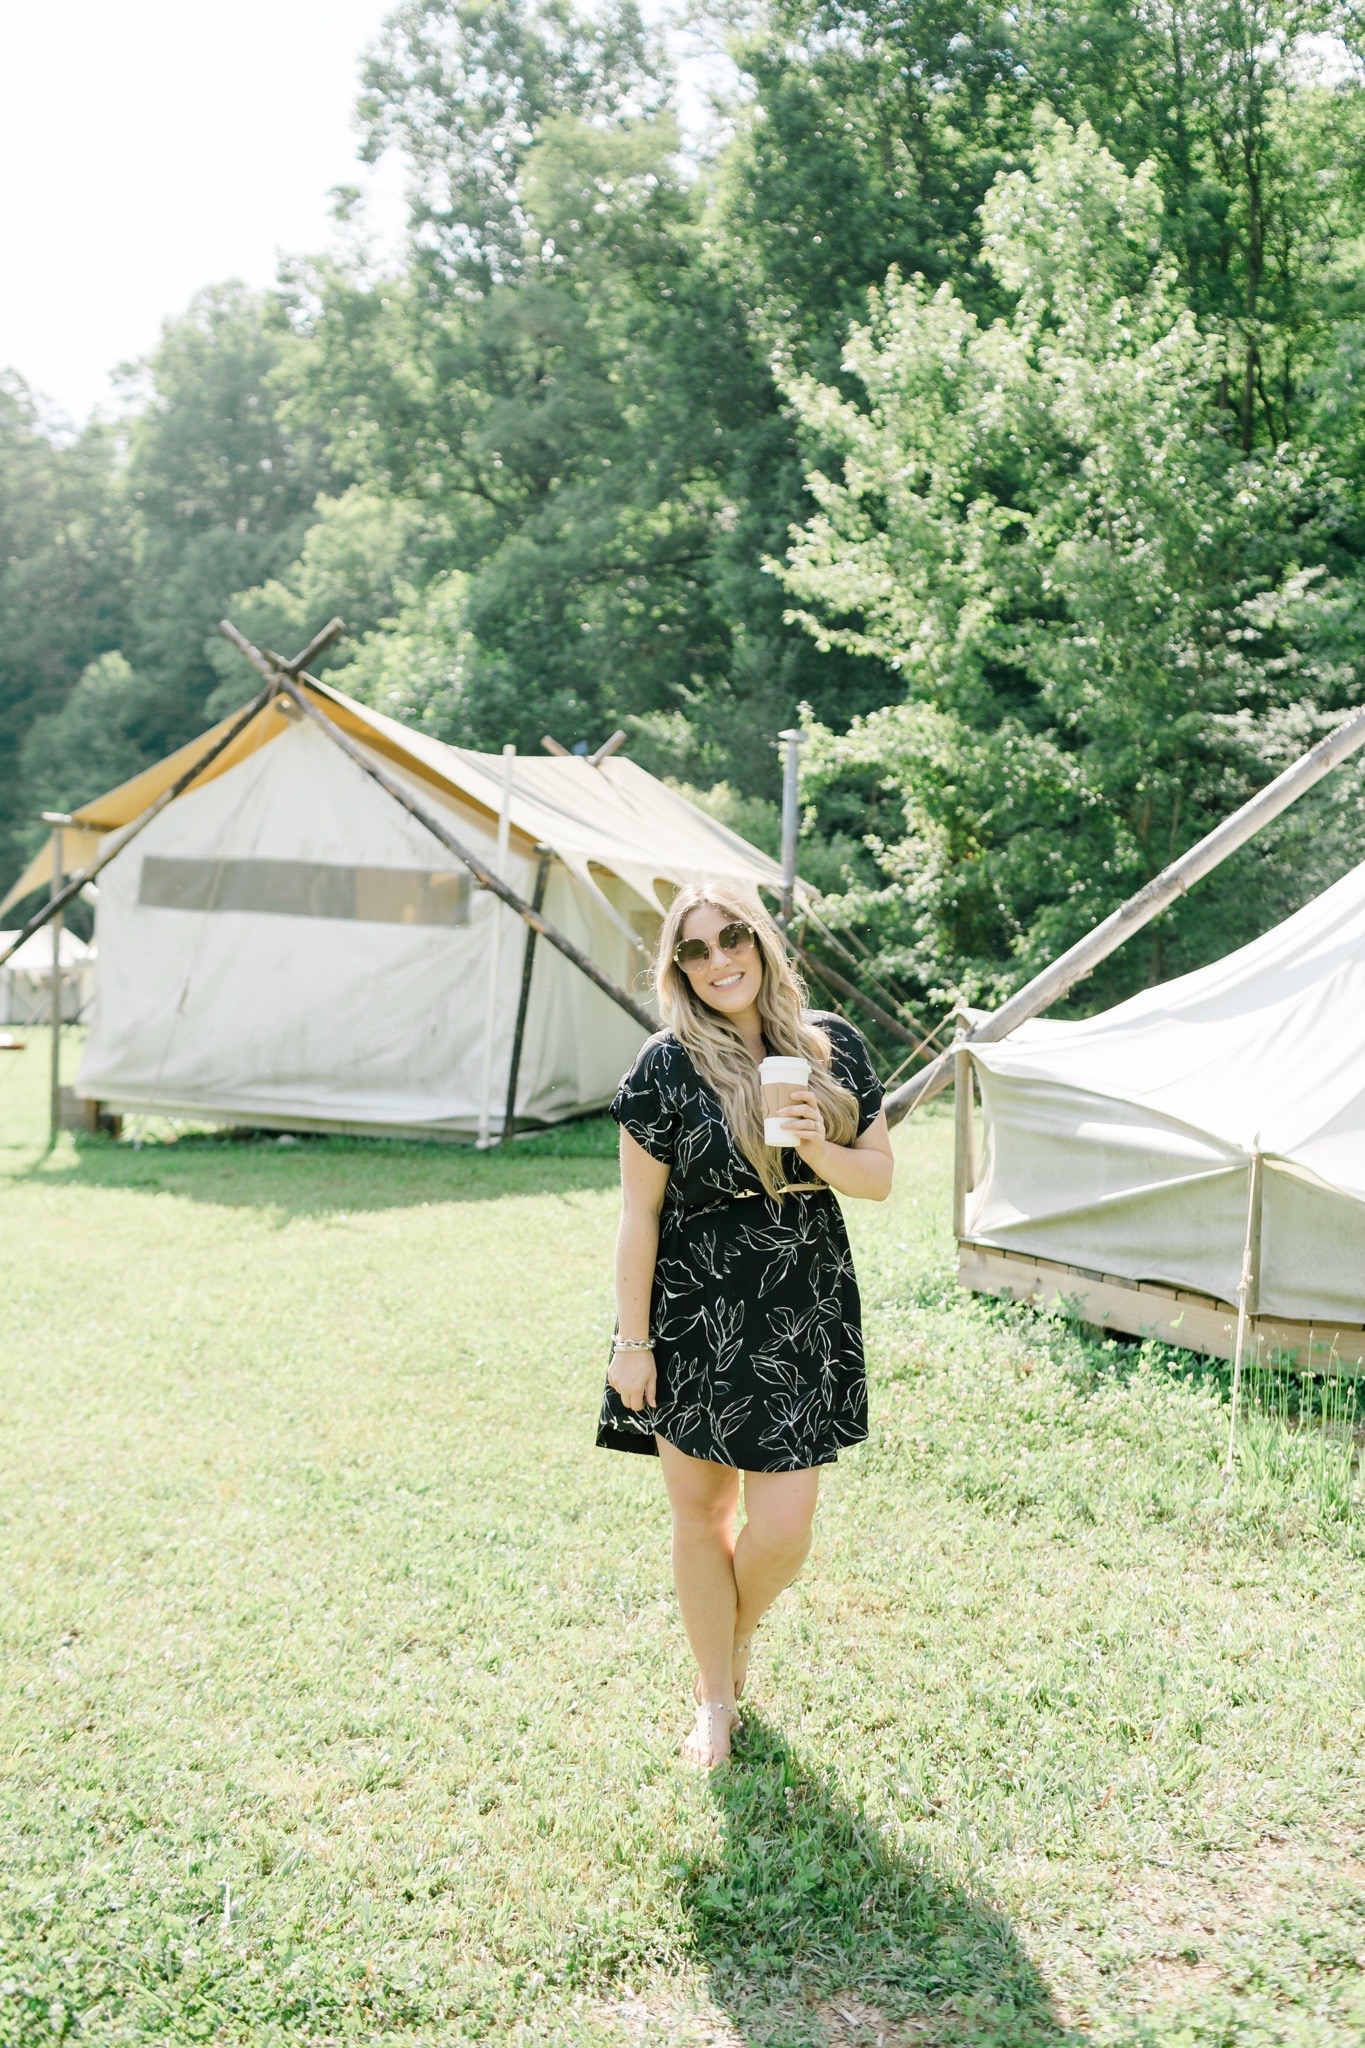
[673,921,757,971]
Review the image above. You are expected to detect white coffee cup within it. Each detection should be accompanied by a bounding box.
[759,1054,810,1146]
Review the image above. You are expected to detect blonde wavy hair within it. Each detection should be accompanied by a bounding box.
[655,882,860,1196]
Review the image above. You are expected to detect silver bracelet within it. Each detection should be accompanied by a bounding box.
[612,1335,655,1353]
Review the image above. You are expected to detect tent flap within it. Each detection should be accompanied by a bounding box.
[966,860,1365,1322]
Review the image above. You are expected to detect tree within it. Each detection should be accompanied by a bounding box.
[0,378,131,879]
[123,283,335,748]
[779,119,1363,1009]
[281,90,760,759]
[1025,0,1365,454]
[713,0,1030,364]
[358,0,667,290]
[204,487,440,712]
[18,653,164,823]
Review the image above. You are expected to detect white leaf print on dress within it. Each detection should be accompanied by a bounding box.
[597,1016,882,1472]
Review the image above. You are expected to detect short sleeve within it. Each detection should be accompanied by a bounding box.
[818,1014,884,1136]
[609,1035,681,1165]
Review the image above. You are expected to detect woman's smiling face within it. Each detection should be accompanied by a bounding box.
[676,901,763,1018]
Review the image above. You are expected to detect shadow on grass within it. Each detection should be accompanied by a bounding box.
[685,1715,1082,2048]
[7,1118,621,1218]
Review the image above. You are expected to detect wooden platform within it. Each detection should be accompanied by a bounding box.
[957,1240,1365,1372]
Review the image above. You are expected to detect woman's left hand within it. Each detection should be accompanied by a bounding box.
[782,1086,827,1164]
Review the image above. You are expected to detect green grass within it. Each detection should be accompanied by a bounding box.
[4,1029,1365,2046]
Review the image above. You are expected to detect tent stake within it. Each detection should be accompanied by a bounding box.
[885,699,1365,1126]
[253,661,655,1032]
[1224,1145,1264,1485]
[0,678,279,974]
[503,849,552,1143]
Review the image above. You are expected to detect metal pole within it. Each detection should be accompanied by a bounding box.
[477,744,516,1148]
[778,728,805,928]
[44,817,69,1145]
[502,849,552,1143]
[885,697,1365,1126]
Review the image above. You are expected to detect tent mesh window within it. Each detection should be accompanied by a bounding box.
[138,856,471,928]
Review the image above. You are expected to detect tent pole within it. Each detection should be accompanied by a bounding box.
[217,616,345,686]
[799,902,939,1042]
[503,849,552,1144]
[44,819,68,1145]
[777,728,805,930]
[952,1032,975,1241]
[256,664,655,1032]
[0,678,279,975]
[791,938,940,1053]
[885,699,1365,1126]
[477,744,516,1148]
[1224,1145,1264,1484]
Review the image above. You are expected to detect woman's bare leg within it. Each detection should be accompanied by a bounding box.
[656,1437,742,1762]
[733,1466,821,1655]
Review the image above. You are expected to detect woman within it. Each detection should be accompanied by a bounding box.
[598,883,894,1767]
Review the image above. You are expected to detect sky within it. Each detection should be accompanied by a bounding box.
[0,0,408,427]
[0,1,729,433]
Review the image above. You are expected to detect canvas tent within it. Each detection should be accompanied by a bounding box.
[0,672,786,1137]
[0,927,95,1025]
[956,859,1365,1367]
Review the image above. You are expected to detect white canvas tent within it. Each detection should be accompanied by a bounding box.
[0,673,786,1137]
[0,926,95,1025]
[957,860,1365,1366]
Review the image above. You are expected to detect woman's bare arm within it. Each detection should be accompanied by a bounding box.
[786,1095,894,1202]
[611,1127,671,1410]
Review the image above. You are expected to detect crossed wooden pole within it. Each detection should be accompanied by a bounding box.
[4,622,652,1031]
[214,621,654,1032]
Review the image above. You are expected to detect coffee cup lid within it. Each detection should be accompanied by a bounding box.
[759,1055,810,1082]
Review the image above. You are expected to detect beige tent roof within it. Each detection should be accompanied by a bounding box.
[1,673,787,920]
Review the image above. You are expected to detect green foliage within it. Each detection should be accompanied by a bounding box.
[281,107,746,754]
[203,488,440,712]
[1030,0,1365,454]
[0,378,130,875]
[782,119,1364,1006]
[123,284,335,741]
[7,287,335,868]
[18,653,164,818]
[357,0,668,289]
[667,777,782,855]
[715,0,1029,361]
[333,568,475,732]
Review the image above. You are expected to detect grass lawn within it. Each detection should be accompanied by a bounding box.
[4,1029,1365,2047]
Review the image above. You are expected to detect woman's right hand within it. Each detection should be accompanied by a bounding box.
[608,1347,657,1412]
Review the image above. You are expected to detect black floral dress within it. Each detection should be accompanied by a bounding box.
[596,1013,884,1472]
